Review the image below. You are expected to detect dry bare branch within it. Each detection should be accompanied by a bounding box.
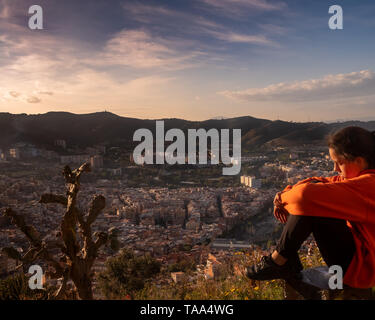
[1,162,118,300]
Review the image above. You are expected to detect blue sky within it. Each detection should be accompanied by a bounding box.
[0,0,374,122]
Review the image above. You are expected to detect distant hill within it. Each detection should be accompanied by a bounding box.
[1,111,375,150]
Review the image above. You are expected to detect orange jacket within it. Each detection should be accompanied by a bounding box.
[280,169,375,288]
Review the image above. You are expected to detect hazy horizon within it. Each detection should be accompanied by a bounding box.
[3,109,375,124]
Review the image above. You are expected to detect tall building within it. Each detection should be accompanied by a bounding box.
[90,155,104,169]
[9,148,21,159]
[240,175,262,189]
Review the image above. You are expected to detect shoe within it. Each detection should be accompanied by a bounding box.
[245,255,302,281]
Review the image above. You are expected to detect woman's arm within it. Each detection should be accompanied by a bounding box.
[280,178,370,222]
[281,175,342,193]
[274,175,342,223]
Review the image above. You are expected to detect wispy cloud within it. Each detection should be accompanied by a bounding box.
[94,29,203,70]
[104,29,175,68]
[0,3,181,111]
[219,70,375,102]
[9,91,20,98]
[37,91,54,96]
[204,29,276,45]
[121,2,277,47]
[123,2,221,28]
[27,96,42,104]
[200,0,287,17]
[2,90,44,104]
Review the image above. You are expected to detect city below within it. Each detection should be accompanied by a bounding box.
[0,137,334,296]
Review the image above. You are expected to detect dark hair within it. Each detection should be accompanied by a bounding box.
[327,126,375,169]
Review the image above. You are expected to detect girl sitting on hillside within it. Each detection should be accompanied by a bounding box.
[246,126,375,289]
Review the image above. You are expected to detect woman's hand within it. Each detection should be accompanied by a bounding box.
[273,192,289,224]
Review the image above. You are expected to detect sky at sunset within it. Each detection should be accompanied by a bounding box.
[0,0,374,122]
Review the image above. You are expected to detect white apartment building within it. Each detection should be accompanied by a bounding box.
[240,175,262,189]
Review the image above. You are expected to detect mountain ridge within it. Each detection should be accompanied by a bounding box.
[1,111,375,150]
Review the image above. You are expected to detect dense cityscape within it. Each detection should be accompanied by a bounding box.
[0,139,334,296]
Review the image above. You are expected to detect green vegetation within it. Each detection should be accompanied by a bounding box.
[97,245,325,300]
[97,248,161,299]
[0,273,50,300]
[1,245,328,300]
[167,258,196,273]
[136,274,285,300]
[134,250,290,300]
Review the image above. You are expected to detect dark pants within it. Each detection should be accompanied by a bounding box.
[276,215,356,274]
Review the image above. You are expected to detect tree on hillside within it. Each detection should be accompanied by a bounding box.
[98,248,161,299]
[1,162,119,300]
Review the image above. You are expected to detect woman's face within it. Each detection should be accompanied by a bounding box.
[329,148,368,179]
